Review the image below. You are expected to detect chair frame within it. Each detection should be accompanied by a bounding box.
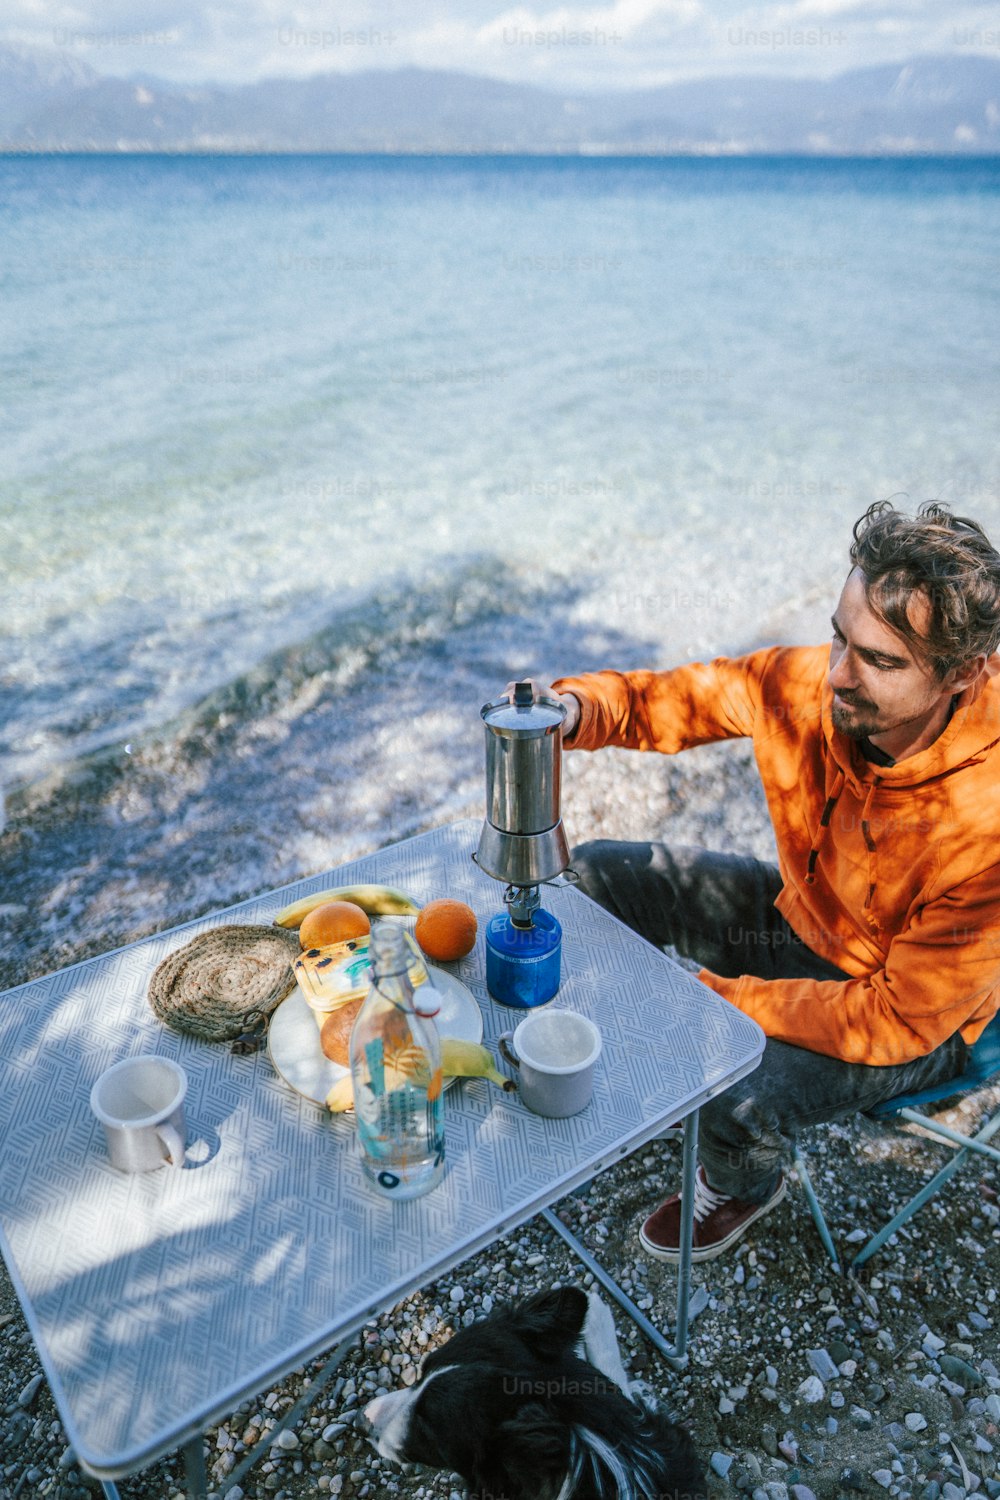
[794,1014,1000,1272]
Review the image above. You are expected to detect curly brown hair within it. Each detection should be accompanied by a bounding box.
[850,500,1000,677]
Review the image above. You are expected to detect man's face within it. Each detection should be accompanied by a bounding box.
[827,568,956,746]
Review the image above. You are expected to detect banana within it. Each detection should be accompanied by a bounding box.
[274,883,421,929]
[440,1038,516,1092]
[325,1077,355,1113]
[324,1037,514,1113]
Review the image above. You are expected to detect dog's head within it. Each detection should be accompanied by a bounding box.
[362,1286,706,1500]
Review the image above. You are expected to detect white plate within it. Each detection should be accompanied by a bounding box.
[267,967,484,1107]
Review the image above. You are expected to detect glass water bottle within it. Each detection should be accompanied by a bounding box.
[349,920,445,1200]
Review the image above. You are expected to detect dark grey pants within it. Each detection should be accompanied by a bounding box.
[572,840,969,1201]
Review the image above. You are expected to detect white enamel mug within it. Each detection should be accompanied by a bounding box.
[498,1009,602,1118]
[90,1055,188,1172]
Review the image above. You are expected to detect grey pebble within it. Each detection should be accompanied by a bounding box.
[18,1374,44,1409]
[796,1376,825,1404]
[939,1354,982,1389]
[806,1348,840,1382]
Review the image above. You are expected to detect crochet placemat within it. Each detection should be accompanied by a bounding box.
[148,924,300,1041]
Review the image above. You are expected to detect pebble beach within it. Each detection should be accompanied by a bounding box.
[3,724,999,1500]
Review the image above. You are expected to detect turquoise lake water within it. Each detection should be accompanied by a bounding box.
[2,154,999,799]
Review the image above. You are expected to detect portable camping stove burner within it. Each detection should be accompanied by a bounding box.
[475,681,571,1008]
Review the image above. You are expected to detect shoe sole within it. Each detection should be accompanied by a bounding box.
[638,1177,788,1264]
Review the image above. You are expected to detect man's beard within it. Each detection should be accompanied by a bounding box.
[831,694,880,740]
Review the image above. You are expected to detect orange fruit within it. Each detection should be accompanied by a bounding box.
[299,900,370,950]
[414,898,478,962]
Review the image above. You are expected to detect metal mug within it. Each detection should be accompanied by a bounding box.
[90,1055,188,1172]
[498,1009,601,1118]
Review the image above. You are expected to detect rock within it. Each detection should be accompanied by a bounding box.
[807,1349,840,1383]
[761,1424,779,1458]
[271,1428,299,1450]
[905,1412,929,1432]
[873,1471,893,1489]
[741,1453,764,1483]
[840,1468,867,1491]
[711,1452,735,1477]
[828,1340,852,1365]
[797,1376,825,1404]
[939,1354,983,1389]
[789,1487,818,1500]
[851,1406,874,1430]
[18,1374,44,1409]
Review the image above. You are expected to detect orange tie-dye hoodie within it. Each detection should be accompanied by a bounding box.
[553,646,1000,1065]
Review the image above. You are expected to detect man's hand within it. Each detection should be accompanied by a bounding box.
[500,679,581,739]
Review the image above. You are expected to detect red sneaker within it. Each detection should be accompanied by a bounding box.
[639,1164,787,1263]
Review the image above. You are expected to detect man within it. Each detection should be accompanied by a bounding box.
[536,501,1000,1262]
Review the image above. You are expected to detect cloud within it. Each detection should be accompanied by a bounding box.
[3,0,1000,87]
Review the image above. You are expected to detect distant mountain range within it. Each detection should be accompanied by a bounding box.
[2,44,1000,154]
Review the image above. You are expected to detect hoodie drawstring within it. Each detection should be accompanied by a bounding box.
[859,777,880,911]
[804,767,845,884]
[804,764,882,921]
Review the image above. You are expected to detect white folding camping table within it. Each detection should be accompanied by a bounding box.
[0,820,764,1496]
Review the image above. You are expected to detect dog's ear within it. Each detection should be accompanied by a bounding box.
[488,1402,570,1500]
[508,1286,589,1360]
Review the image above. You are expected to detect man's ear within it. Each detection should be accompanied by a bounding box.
[943,653,989,696]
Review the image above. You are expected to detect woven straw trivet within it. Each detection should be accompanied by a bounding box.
[148,924,300,1041]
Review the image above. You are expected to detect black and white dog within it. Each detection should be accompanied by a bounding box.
[362,1285,706,1500]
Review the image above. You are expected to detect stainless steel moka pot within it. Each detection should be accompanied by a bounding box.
[475,681,570,1007]
[476,681,570,887]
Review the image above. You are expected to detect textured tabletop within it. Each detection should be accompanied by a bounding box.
[0,820,763,1478]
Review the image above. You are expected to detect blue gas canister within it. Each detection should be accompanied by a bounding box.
[485,905,562,1008]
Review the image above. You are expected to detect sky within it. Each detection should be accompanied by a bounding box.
[5,0,1000,90]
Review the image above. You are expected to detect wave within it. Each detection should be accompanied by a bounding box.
[4,554,565,821]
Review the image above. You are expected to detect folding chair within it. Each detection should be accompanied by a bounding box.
[794,1010,1000,1273]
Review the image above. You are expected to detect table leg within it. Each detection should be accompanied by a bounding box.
[670,1108,699,1365]
[541,1111,700,1375]
[182,1436,209,1499]
[100,1483,122,1499]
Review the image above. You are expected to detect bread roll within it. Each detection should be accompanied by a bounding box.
[320,997,364,1066]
